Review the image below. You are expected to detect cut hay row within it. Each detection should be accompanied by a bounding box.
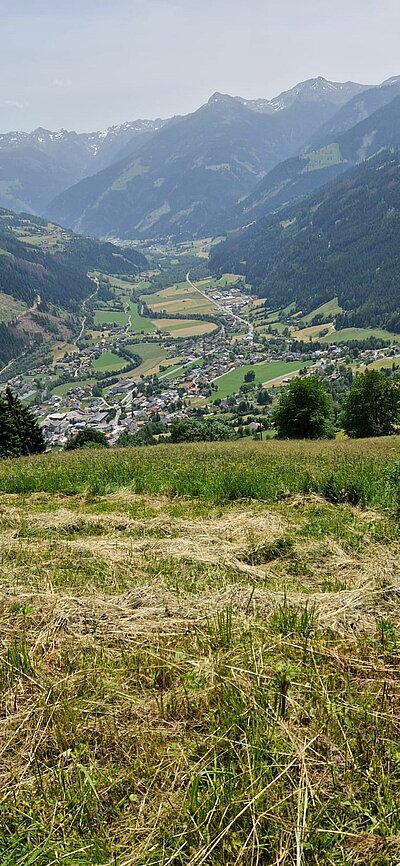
[0,447,399,863]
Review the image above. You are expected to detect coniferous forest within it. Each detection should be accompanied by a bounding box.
[211,150,400,331]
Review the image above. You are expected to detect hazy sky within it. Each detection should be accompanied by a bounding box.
[2,0,400,132]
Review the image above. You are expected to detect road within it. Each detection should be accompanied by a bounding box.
[0,357,15,378]
[125,312,132,334]
[73,277,100,378]
[76,277,99,342]
[186,272,253,341]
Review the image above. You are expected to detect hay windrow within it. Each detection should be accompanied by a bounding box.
[0,487,399,864]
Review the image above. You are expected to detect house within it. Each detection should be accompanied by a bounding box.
[247,421,262,433]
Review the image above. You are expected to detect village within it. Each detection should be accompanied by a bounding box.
[3,266,400,449]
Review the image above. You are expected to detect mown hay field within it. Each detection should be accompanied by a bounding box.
[0,439,400,864]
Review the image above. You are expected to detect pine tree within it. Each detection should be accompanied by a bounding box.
[0,389,45,458]
[0,393,18,458]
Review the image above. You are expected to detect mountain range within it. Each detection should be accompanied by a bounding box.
[46,78,370,240]
[0,119,168,215]
[211,77,400,232]
[1,76,371,237]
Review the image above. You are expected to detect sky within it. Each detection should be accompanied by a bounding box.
[1,0,400,132]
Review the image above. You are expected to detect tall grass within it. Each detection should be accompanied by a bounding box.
[0,438,399,510]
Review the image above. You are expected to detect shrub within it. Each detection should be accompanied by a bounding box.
[65,429,109,451]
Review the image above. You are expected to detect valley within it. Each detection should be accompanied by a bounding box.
[2,32,400,865]
[2,231,399,450]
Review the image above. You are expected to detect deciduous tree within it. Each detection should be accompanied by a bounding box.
[272,375,333,439]
[341,370,399,438]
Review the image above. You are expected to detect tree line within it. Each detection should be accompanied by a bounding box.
[0,388,45,458]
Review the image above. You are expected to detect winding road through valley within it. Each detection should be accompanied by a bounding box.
[186,272,253,340]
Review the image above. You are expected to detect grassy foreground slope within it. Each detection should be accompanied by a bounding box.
[1,437,399,506]
[1,439,400,864]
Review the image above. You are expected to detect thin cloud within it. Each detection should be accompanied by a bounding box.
[2,0,400,131]
[5,99,24,109]
[52,78,73,88]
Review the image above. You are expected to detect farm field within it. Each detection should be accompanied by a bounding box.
[360,356,400,372]
[211,359,314,399]
[109,276,151,292]
[125,341,184,378]
[12,222,70,252]
[321,327,400,343]
[51,341,78,361]
[52,378,96,396]
[153,318,218,337]
[93,308,128,325]
[93,302,155,333]
[292,322,335,340]
[0,438,399,862]
[300,296,343,325]
[198,273,243,288]
[92,351,127,373]
[128,301,155,332]
[141,282,215,316]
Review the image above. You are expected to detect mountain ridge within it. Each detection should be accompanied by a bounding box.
[0,118,169,215]
[45,77,370,240]
[0,207,147,365]
[207,80,400,233]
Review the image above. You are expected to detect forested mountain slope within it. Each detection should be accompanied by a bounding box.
[210,149,400,332]
[0,209,146,308]
[0,209,147,365]
[46,79,367,240]
[209,84,400,233]
[307,77,400,148]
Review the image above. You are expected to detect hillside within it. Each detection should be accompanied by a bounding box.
[210,81,400,232]
[46,79,367,240]
[210,149,400,332]
[0,208,147,364]
[0,437,399,864]
[308,76,400,147]
[0,120,167,214]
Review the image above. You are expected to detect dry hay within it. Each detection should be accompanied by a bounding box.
[1,497,399,641]
[0,498,286,542]
[347,832,400,863]
[1,587,187,645]
[3,554,400,649]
